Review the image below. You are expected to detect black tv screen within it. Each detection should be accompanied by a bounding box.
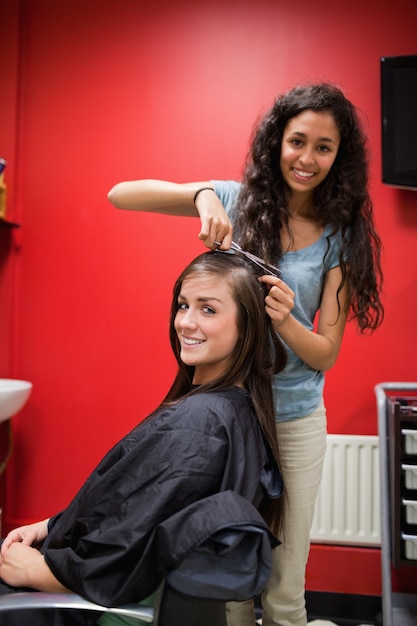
[381,54,417,190]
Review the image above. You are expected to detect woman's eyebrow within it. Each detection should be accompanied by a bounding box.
[178,294,222,303]
[197,296,222,303]
[291,130,337,145]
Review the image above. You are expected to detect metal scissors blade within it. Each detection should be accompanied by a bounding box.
[230,241,280,277]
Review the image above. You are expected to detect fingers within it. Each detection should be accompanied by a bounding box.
[198,221,233,250]
[1,531,21,554]
[214,230,233,250]
[0,537,11,555]
[259,276,295,326]
[0,542,37,588]
[195,192,233,249]
[1,522,47,556]
[259,275,293,294]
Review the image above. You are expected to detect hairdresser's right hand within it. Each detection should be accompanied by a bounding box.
[194,190,233,250]
[1,519,49,555]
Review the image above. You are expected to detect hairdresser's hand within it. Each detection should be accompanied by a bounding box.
[260,275,295,327]
[1,519,49,555]
[194,190,233,250]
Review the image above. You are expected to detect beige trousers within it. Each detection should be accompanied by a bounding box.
[226,401,327,626]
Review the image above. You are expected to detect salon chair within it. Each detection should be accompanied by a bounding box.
[0,492,277,625]
[0,582,232,625]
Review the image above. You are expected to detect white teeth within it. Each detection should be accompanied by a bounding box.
[294,168,314,178]
[183,337,204,345]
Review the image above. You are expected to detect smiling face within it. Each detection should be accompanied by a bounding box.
[280,109,341,197]
[174,273,240,385]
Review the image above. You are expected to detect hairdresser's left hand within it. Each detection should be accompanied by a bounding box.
[260,275,295,327]
[261,266,348,372]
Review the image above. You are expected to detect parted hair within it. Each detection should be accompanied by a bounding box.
[161,250,287,533]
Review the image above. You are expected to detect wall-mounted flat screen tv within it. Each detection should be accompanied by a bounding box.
[381,54,417,190]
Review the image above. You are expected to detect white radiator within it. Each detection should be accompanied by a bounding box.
[310,434,381,546]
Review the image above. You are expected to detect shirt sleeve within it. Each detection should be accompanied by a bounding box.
[324,226,351,271]
[211,180,241,216]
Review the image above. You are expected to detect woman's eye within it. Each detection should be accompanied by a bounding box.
[202,306,215,315]
[318,145,330,152]
[178,302,188,311]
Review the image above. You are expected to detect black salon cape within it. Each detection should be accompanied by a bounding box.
[0,388,282,623]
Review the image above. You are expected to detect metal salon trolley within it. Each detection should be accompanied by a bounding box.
[375,382,417,626]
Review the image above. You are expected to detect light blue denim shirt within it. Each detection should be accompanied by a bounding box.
[213,180,344,422]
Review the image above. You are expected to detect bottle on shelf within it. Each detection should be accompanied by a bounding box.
[0,158,7,219]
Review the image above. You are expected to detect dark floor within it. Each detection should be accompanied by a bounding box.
[255,592,382,626]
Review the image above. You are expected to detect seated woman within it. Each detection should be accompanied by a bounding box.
[0,250,286,625]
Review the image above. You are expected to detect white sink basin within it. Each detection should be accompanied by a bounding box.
[0,379,33,423]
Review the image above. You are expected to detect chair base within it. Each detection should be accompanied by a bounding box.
[158,585,226,626]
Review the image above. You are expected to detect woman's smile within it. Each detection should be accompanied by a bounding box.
[181,335,205,346]
[292,167,316,181]
[280,110,340,195]
[174,274,240,384]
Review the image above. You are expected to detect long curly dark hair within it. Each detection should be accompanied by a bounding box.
[232,82,384,332]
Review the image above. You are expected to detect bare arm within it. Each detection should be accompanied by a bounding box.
[108,179,202,215]
[108,179,233,249]
[261,266,349,371]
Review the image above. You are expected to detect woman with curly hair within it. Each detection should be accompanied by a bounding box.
[108,82,384,626]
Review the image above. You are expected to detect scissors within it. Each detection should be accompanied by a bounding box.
[227,241,280,277]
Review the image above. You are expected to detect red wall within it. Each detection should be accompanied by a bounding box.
[1,0,417,596]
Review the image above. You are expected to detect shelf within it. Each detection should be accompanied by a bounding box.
[0,218,20,228]
[376,383,417,626]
